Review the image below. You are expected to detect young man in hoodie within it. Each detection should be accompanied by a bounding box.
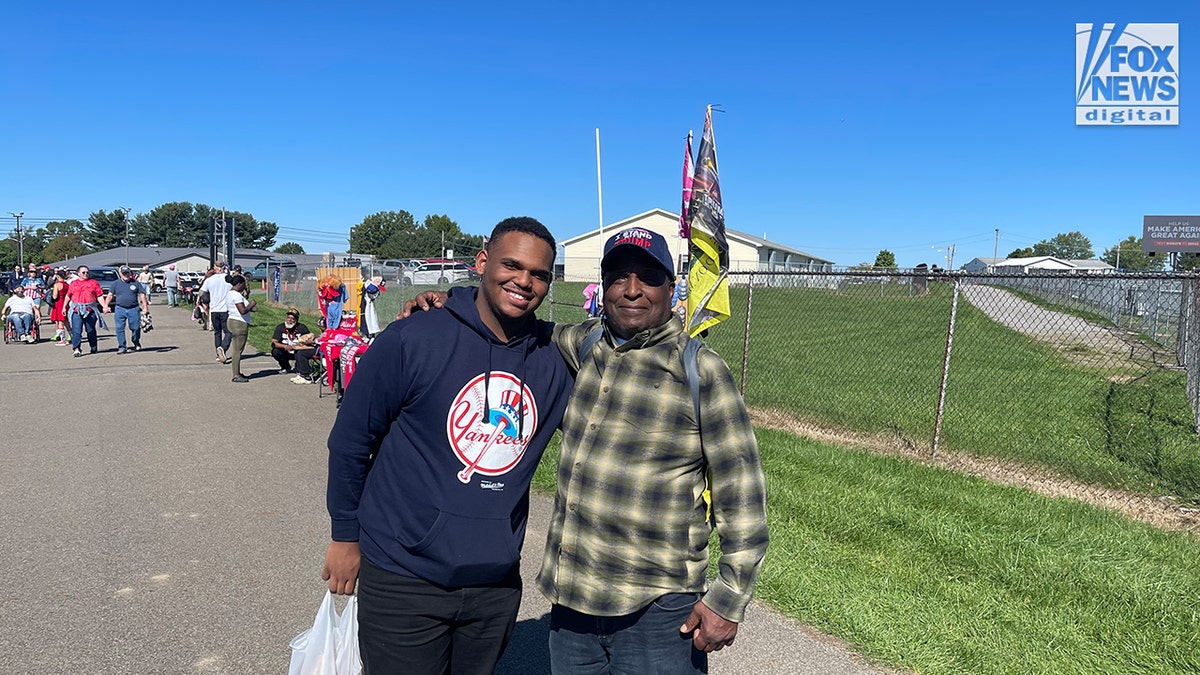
[323,217,573,675]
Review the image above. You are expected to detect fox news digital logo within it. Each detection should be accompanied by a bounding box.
[1076,23,1178,126]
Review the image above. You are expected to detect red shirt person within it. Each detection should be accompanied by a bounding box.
[64,266,109,357]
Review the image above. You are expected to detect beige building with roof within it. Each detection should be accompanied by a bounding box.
[559,208,834,282]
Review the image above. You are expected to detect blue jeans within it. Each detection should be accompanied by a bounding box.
[70,310,98,351]
[548,593,707,674]
[166,287,178,306]
[7,312,31,337]
[113,306,141,350]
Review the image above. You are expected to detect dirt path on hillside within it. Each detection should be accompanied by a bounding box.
[959,284,1169,374]
[750,408,1200,534]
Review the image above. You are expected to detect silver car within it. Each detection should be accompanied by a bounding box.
[400,262,473,285]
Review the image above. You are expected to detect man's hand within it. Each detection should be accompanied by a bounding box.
[396,291,449,320]
[321,540,361,595]
[680,601,739,652]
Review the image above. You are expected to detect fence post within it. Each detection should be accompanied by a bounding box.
[740,272,754,397]
[932,278,962,454]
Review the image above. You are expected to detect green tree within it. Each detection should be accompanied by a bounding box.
[351,211,417,256]
[275,241,305,254]
[1007,247,1035,258]
[133,202,199,247]
[1176,253,1200,271]
[42,234,89,262]
[86,208,130,251]
[0,240,16,270]
[1100,236,1164,271]
[1032,231,1093,259]
[873,249,897,268]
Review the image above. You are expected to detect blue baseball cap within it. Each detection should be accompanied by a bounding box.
[602,227,675,277]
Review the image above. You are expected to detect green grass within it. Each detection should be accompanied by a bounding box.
[754,427,1200,675]
[533,428,1200,674]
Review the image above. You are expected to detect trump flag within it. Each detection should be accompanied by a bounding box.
[685,106,730,336]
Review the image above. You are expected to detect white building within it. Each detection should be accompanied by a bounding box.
[559,208,834,282]
[990,256,1115,274]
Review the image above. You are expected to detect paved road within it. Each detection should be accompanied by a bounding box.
[0,305,887,674]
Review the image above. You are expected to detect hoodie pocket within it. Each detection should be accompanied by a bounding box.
[409,511,522,586]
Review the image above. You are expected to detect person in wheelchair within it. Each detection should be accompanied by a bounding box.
[3,286,38,343]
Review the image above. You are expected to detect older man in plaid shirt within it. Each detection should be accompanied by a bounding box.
[537,228,769,674]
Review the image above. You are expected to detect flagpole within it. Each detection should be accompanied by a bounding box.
[595,128,605,277]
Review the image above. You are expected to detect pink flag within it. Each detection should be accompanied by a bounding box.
[680,132,694,239]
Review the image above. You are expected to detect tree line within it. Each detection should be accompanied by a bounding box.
[0,202,289,269]
[348,211,485,261]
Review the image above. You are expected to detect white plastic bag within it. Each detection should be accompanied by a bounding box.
[288,591,362,675]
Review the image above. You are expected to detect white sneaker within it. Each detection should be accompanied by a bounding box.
[291,375,314,385]
[215,346,226,362]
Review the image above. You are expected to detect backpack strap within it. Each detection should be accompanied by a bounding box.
[576,326,605,366]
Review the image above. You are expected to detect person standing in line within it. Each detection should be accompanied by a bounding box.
[201,262,232,362]
[137,266,154,305]
[65,265,109,357]
[20,265,46,325]
[323,217,574,675]
[163,264,180,307]
[48,269,70,344]
[226,274,257,383]
[103,265,150,354]
[270,307,318,384]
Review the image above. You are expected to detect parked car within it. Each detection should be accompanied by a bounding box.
[86,266,122,290]
[400,262,474,285]
[250,259,298,281]
[380,259,408,280]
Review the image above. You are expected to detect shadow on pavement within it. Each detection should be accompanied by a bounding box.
[495,613,551,674]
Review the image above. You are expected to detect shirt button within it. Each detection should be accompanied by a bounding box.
[602,386,609,393]
[568,504,577,512]
[589,423,596,429]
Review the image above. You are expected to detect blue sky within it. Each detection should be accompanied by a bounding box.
[1,1,1195,268]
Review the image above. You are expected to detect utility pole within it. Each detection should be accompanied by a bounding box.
[9,212,23,267]
[119,207,131,265]
[217,208,228,264]
[993,228,999,261]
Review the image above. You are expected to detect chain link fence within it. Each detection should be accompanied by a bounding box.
[268,267,1200,523]
[548,270,1200,524]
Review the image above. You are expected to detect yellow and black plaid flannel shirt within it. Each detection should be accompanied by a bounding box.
[536,317,769,622]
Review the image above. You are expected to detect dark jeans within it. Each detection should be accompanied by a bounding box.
[548,593,707,675]
[272,346,316,375]
[357,558,521,675]
[210,311,231,352]
[70,311,98,351]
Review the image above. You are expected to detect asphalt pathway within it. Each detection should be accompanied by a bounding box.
[0,303,888,674]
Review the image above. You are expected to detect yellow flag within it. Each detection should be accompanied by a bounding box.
[685,106,730,336]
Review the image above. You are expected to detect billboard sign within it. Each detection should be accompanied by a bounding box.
[1143,216,1200,252]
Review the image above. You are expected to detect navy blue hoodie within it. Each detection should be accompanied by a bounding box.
[327,287,572,587]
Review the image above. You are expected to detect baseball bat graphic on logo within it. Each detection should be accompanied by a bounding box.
[458,404,520,483]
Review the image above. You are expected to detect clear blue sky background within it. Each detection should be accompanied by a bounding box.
[1,1,1195,268]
